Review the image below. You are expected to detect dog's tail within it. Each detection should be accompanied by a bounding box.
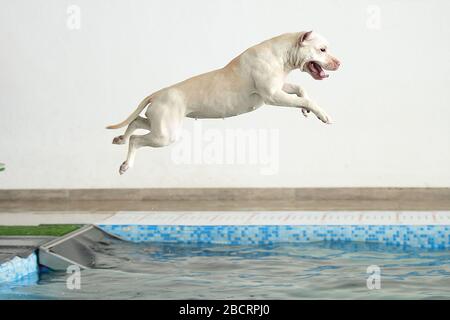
[106,94,155,130]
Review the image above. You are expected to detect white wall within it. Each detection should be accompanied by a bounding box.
[1,0,449,189]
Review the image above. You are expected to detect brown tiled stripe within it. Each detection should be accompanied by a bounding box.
[0,188,449,202]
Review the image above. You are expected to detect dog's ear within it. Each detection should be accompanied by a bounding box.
[299,31,313,44]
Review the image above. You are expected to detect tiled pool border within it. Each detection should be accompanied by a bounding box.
[97,211,450,249]
[0,252,39,284]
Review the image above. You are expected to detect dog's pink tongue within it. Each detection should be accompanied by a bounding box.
[314,62,321,72]
[319,70,329,78]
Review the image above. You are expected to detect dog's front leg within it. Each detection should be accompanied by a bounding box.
[282,83,310,99]
[263,90,332,124]
[282,83,311,117]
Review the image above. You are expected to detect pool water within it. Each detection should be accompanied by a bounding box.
[1,240,449,299]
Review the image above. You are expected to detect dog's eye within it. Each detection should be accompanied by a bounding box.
[320,48,326,52]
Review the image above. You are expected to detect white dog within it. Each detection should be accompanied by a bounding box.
[107,31,340,174]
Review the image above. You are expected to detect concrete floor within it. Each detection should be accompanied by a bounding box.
[0,236,54,263]
[1,199,450,212]
[1,199,450,225]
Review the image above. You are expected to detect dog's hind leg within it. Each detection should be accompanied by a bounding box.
[119,114,183,175]
[112,116,151,145]
[119,131,178,175]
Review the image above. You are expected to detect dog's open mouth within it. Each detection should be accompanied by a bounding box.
[307,61,329,80]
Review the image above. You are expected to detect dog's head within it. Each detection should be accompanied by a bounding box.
[297,31,341,80]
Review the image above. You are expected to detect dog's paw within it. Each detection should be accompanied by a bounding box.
[119,161,129,175]
[112,135,126,145]
[316,111,333,124]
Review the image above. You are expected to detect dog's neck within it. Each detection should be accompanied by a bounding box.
[284,34,306,72]
[266,33,305,73]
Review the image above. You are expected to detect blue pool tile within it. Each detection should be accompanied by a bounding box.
[98,224,450,249]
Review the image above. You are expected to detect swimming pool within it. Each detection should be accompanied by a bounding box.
[1,240,449,299]
[1,211,449,299]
